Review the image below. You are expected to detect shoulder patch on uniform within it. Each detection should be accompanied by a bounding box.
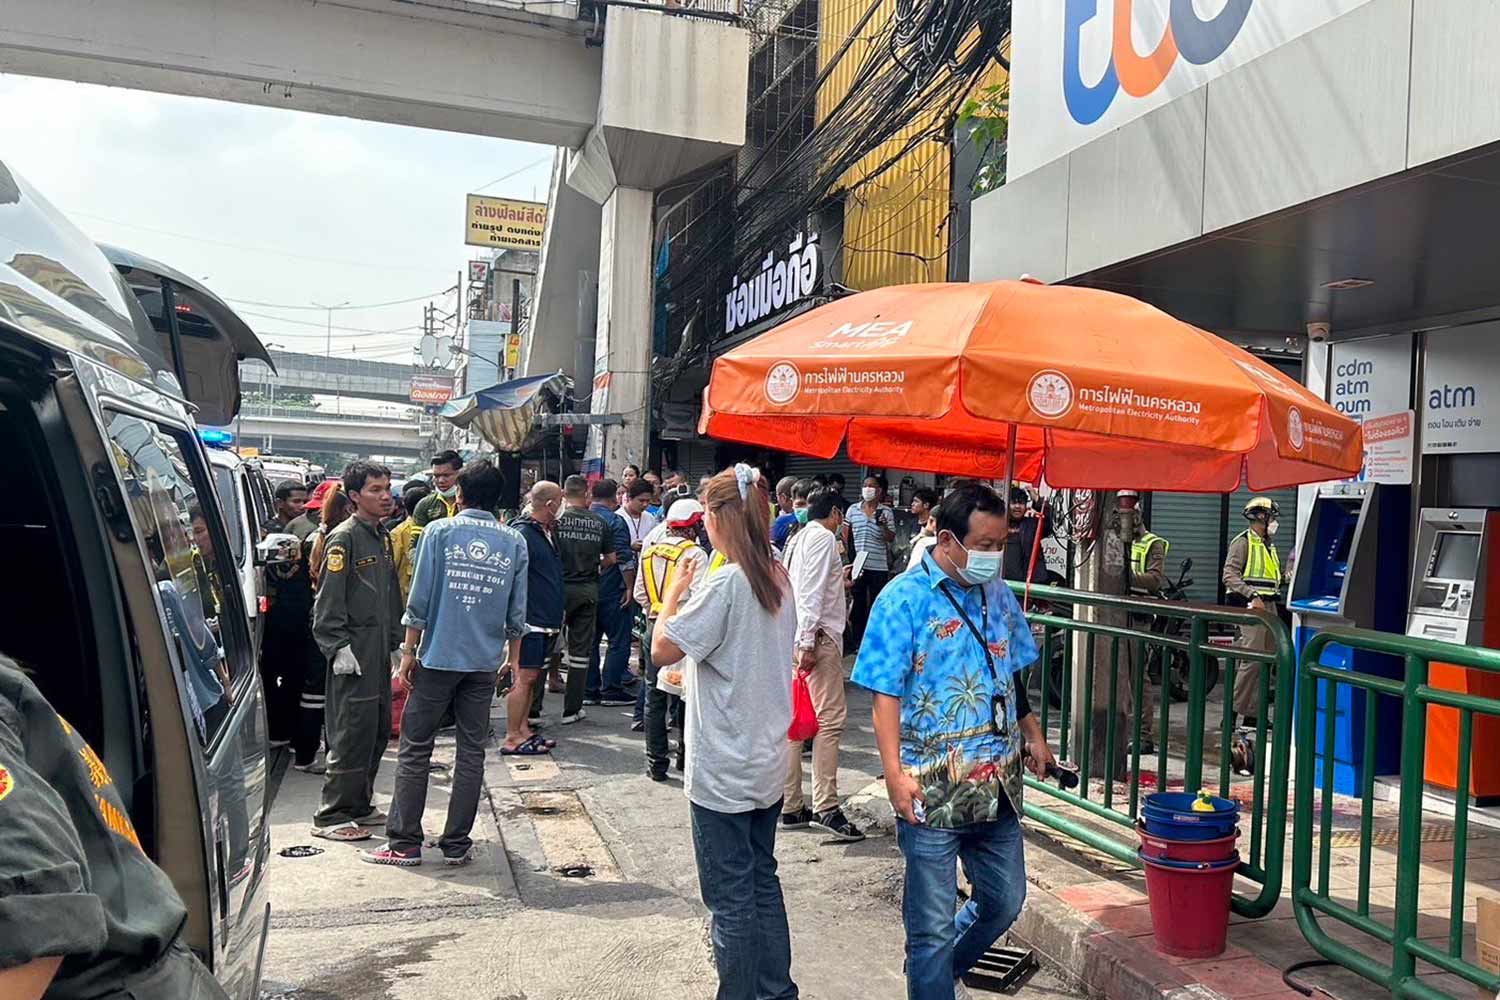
[355,556,377,569]
[327,550,346,573]
[0,765,13,803]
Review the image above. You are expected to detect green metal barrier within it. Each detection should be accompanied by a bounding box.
[1009,581,1295,919]
[1292,627,1500,1000]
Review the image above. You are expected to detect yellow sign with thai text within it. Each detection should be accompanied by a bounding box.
[465,195,547,251]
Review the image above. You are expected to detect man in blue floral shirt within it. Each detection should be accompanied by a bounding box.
[852,483,1056,1000]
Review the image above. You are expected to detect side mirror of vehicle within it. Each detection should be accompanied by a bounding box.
[1180,558,1193,575]
[256,532,299,566]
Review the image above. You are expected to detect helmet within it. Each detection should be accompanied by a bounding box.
[1117,489,1140,500]
[665,498,705,528]
[1242,496,1280,521]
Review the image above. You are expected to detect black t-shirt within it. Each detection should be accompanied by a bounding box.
[0,662,195,997]
[554,507,611,588]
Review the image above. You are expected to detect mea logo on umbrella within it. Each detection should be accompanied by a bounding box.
[1287,407,1305,451]
[766,362,801,405]
[1028,370,1075,418]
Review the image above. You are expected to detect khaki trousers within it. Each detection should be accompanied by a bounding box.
[1232,602,1278,719]
[784,632,848,815]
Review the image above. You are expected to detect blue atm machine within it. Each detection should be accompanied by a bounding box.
[1289,482,1411,794]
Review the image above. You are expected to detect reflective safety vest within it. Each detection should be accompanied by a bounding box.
[1237,530,1282,597]
[1130,532,1169,577]
[642,537,705,616]
[708,550,727,574]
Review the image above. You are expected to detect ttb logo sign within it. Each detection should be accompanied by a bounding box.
[1063,0,1251,125]
[1009,0,1379,179]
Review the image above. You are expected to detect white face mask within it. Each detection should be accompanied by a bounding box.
[861,486,878,502]
[1266,518,1280,537]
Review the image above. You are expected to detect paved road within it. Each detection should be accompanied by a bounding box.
[258,674,1086,1000]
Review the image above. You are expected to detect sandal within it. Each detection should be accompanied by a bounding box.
[310,821,371,842]
[501,735,551,756]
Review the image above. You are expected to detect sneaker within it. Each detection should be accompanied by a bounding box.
[292,755,327,775]
[355,808,387,827]
[561,709,588,725]
[442,848,477,867]
[360,845,421,867]
[630,720,645,733]
[599,696,634,707]
[583,696,602,706]
[781,807,813,830]
[812,807,866,842]
[648,768,668,783]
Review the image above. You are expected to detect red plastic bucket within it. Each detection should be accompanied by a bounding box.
[1139,851,1239,959]
[1136,821,1239,863]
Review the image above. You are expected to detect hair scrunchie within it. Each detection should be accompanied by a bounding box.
[734,463,760,500]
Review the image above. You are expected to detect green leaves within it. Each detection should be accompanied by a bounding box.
[957,81,1010,197]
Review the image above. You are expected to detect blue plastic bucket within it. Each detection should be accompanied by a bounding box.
[1140,792,1239,841]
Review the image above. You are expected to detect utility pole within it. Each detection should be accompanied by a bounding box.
[509,278,521,378]
[312,299,350,414]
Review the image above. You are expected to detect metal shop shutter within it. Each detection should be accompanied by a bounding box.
[1148,493,1225,603]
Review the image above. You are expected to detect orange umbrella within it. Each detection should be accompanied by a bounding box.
[700,279,1362,491]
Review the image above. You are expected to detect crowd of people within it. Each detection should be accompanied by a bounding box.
[254,452,1303,1000]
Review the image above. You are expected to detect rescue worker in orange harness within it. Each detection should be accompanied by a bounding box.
[634,498,709,780]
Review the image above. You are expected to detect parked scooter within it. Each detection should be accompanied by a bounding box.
[1140,558,1223,703]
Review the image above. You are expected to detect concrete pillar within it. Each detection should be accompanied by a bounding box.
[586,186,652,473]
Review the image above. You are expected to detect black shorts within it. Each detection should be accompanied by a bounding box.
[519,632,559,669]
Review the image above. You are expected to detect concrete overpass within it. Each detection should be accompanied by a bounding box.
[6,0,752,473]
[241,350,424,407]
[231,406,427,458]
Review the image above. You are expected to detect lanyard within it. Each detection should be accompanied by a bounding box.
[926,565,999,685]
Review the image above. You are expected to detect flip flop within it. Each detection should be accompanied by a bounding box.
[501,736,550,756]
[310,822,371,842]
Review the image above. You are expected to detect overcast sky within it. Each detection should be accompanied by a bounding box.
[0,73,554,365]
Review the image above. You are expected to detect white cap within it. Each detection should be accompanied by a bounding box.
[665,498,705,527]
[1117,489,1140,500]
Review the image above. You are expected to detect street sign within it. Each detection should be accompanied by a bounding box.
[465,195,547,251]
[506,334,522,369]
[410,372,456,405]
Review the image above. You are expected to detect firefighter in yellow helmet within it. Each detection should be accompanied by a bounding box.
[1223,496,1285,742]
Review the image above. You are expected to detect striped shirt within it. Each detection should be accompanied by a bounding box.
[845,502,893,573]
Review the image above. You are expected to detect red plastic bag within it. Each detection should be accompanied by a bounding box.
[788,669,819,742]
[391,675,409,739]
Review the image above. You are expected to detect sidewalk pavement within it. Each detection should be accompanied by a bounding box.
[849,759,1500,1000]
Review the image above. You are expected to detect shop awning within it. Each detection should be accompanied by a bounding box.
[440,372,564,452]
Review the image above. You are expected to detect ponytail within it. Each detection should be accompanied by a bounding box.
[702,465,786,614]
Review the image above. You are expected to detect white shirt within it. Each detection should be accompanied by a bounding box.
[783,519,847,651]
[908,533,937,570]
[621,507,659,548]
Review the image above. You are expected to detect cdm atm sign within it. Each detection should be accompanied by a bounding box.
[1328,335,1412,418]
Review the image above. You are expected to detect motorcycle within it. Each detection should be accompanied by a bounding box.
[1138,558,1223,702]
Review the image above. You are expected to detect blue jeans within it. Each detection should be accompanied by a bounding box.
[896,810,1027,1000]
[690,801,799,1000]
[588,593,634,699]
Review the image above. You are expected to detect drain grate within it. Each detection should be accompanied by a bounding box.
[962,946,1037,992]
[1327,823,1458,848]
[554,863,595,879]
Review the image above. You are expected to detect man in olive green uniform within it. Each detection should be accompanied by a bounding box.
[1119,490,1169,753]
[554,475,615,725]
[1223,496,1285,732]
[411,449,462,528]
[0,658,228,998]
[311,461,403,841]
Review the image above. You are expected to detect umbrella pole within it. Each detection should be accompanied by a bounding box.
[1001,424,1031,610]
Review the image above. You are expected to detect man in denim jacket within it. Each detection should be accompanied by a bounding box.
[363,460,528,867]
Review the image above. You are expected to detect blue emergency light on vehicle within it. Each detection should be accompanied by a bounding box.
[198,428,234,448]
